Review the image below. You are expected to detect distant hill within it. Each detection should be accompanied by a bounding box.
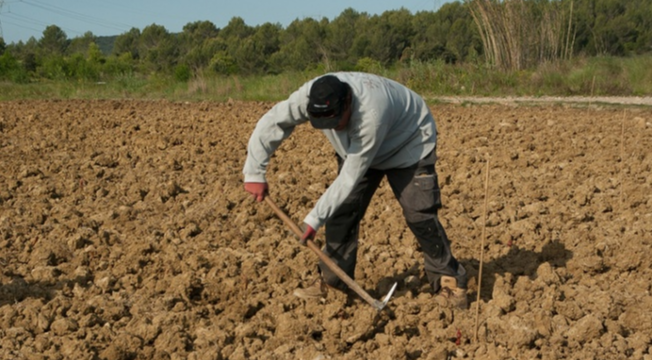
[96,35,116,55]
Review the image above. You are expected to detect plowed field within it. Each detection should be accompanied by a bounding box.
[0,100,650,360]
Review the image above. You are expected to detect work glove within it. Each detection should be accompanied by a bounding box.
[244,182,268,202]
[300,224,316,245]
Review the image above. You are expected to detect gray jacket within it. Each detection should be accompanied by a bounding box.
[243,72,436,230]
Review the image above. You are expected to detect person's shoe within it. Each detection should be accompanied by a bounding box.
[293,278,328,299]
[436,276,468,309]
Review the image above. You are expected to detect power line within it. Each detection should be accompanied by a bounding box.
[4,11,84,36]
[0,0,4,38]
[1,0,142,42]
[20,0,134,32]
[1,18,42,34]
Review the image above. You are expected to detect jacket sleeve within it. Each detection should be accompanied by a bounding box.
[243,88,309,183]
[303,110,389,230]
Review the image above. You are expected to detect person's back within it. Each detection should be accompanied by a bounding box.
[317,72,437,170]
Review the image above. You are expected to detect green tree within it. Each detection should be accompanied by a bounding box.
[209,50,237,74]
[271,17,326,71]
[6,37,39,73]
[411,11,447,61]
[2,1,647,81]
[37,55,67,79]
[22,38,39,73]
[112,28,141,58]
[0,52,18,78]
[233,22,281,74]
[179,20,220,71]
[39,25,68,55]
[139,24,178,72]
[593,0,650,55]
[325,8,370,68]
[595,0,629,54]
[562,0,650,56]
[104,52,135,76]
[68,31,96,55]
[214,17,257,74]
[360,9,415,66]
[0,51,29,82]
[627,0,652,53]
[88,42,103,64]
[442,3,480,63]
[183,20,220,44]
[220,17,254,40]
[66,54,93,80]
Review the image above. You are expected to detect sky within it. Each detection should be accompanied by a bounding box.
[0,0,447,44]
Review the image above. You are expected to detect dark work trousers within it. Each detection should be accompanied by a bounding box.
[319,150,467,293]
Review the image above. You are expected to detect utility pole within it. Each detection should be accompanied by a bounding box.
[0,1,4,39]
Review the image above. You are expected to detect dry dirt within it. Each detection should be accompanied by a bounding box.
[0,99,651,360]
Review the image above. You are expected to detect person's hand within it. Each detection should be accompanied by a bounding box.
[244,182,268,202]
[300,224,316,245]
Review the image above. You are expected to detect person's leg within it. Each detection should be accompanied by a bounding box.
[386,151,467,292]
[320,157,384,291]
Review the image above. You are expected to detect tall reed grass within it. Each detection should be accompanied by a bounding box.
[469,0,575,71]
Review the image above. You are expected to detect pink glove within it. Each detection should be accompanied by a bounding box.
[244,182,268,202]
[300,224,316,245]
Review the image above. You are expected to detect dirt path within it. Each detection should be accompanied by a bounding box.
[432,96,652,106]
[0,100,651,359]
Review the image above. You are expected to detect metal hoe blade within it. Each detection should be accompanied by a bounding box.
[373,282,398,311]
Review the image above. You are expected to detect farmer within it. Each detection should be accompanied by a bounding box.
[243,72,468,309]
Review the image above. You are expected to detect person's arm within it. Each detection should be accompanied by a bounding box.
[303,114,389,230]
[243,87,310,183]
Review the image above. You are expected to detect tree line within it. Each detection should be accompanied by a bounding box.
[0,0,650,83]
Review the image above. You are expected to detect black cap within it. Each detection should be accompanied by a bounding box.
[307,75,348,129]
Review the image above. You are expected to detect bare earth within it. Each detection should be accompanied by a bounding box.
[0,99,651,360]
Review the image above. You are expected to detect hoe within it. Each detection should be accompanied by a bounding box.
[265,197,397,311]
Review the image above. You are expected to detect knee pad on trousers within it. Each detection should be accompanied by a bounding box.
[407,218,446,260]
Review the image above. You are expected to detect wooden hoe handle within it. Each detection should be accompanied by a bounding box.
[264,196,388,310]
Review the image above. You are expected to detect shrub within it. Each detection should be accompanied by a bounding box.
[0,52,29,83]
[174,64,191,82]
[355,57,383,74]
